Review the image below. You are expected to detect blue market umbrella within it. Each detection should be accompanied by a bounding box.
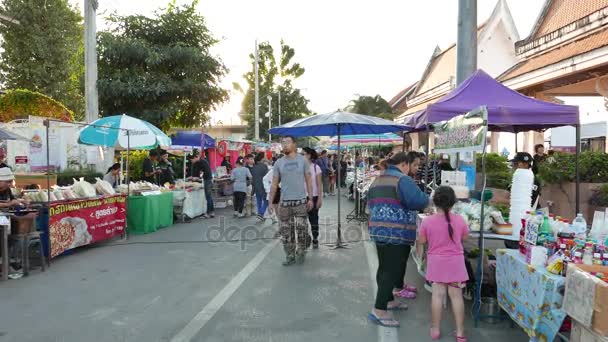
[269,111,409,137]
[269,111,411,248]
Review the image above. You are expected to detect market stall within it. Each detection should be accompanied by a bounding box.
[496,249,567,342]
[403,70,580,329]
[126,192,174,234]
[77,115,174,236]
[172,181,206,221]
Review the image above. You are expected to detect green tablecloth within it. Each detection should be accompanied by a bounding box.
[127,192,174,234]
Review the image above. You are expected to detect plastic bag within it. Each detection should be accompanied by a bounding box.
[72,178,96,198]
[94,178,115,195]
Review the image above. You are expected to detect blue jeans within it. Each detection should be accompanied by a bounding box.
[204,179,214,214]
[256,195,268,217]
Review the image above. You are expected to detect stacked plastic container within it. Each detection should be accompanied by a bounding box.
[509,168,534,241]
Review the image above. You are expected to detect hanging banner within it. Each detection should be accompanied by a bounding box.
[217,141,227,156]
[49,195,126,258]
[434,106,488,154]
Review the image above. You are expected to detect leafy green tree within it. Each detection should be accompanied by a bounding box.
[346,95,395,120]
[0,0,84,119]
[97,1,228,129]
[239,40,311,140]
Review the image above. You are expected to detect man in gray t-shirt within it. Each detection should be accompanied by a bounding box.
[273,154,309,201]
[269,136,314,266]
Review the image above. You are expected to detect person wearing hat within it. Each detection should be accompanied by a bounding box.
[0,167,27,208]
[509,152,541,207]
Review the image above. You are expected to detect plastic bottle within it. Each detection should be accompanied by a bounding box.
[573,251,583,264]
[572,213,588,240]
[583,242,594,265]
[538,216,552,246]
[593,252,603,265]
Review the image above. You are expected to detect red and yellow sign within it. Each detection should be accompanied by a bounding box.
[49,195,126,258]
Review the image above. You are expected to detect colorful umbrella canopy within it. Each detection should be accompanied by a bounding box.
[329,133,402,147]
[78,114,171,150]
[268,111,410,137]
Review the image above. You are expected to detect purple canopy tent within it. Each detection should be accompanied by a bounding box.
[404,69,579,132]
[403,69,581,213]
[401,70,582,328]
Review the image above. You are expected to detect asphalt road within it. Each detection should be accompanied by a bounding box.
[0,196,528,342]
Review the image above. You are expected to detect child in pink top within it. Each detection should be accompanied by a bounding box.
[419,186,469,342]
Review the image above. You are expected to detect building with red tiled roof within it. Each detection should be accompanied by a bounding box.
[500,0,608,95]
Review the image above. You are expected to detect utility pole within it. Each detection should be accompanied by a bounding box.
[84,0,99,123]
[267,95,272,143]
[277,90,281,126]
[456,0,477,85]
[254,40,260,140]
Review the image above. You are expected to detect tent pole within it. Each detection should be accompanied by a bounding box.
[331,124,349,249]
[45,120,51,266]
[575,124,581,214]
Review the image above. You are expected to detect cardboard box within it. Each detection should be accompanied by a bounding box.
[571,320,608,342]
[565,264,608,336]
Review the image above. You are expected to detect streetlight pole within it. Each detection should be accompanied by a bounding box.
[84,0,99,123]
[267,95,272,143]
[254,40,260,140]
[278,90,281,126]
[456,0,477,85]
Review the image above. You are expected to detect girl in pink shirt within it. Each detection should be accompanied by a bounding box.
[418,186,469,342]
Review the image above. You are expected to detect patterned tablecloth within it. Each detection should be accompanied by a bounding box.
[496,249,567,342]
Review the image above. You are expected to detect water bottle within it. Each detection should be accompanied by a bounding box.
[572,213,587,240]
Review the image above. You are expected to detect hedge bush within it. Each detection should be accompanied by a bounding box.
[538,152,608,184]
[56,169,103,186]
[476,153,511,190]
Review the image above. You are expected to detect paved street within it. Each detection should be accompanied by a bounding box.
[0,197,528,342]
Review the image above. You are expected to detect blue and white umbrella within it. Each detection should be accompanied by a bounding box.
[268,111,410,137]
[79,114,171,150]
[269,111,411,249]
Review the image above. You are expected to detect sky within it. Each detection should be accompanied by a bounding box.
[76,0,559,126]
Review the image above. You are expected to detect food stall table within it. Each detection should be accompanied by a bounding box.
[496,249,567,342]
[127,192,174,234]
[173,188,206,221]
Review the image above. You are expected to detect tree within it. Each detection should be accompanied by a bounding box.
[97,1,228,129]
[239,40,311,141]
[0,0,84,119]
[346,95,395,120]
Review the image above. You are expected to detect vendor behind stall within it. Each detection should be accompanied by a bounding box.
[0,168,28,208]
[104,163,121,188]
[510,152,540,207]
[143,150,161,184]
[158,150,175,185]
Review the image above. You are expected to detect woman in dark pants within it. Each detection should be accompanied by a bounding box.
[303,147,323,249]
[367,152,429,327]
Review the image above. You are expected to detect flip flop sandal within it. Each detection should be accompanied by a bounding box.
[387,302,409,311]
[367,312,400,328]
[404,284,418,292]
[394,289,417,299]
[430,327,441,340]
